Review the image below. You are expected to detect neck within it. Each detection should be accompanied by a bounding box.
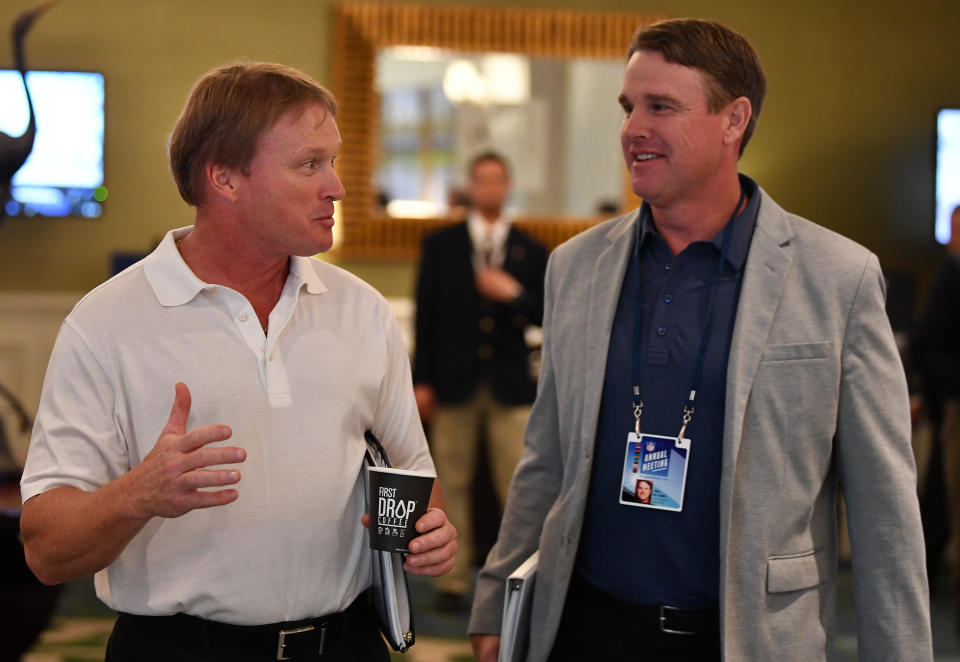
[477,208,502,224]
[178,216,290,323]
[649,174,744,256]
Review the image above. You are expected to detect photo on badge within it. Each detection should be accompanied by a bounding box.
[619,432,691,512]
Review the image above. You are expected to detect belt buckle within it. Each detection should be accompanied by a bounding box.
[276,624,325,660]
[659,605,696,635]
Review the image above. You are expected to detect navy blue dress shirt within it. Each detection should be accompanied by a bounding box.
[576,175,760,609]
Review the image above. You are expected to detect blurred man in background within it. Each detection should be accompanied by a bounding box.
[914,204,960,634]
[414,152,546,611]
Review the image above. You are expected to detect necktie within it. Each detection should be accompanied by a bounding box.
[482,230,494,267]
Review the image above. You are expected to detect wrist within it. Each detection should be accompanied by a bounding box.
[114,468,154,523]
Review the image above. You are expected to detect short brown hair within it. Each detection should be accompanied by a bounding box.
[627,18,766,155]
[168,61,338,206]
[468,150,511,180]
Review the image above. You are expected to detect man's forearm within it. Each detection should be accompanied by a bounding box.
[21,479,151,585]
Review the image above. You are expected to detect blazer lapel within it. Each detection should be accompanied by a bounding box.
[578,212,638,456]
[718,190,795,527]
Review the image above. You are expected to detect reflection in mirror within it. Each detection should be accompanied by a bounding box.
[375,48,625,219]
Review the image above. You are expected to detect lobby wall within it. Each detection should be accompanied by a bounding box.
[0,0,957,300]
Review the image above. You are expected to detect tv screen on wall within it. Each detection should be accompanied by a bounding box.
[936,108,960,245]
[0,70,105,218]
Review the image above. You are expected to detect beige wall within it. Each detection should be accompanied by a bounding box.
[1,0,958,300]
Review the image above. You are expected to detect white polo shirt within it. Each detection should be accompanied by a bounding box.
[21,226,434,625]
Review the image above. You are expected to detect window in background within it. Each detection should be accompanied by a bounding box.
[936,108,960,245]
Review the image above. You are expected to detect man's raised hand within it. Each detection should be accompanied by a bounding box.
[126,382,245,519]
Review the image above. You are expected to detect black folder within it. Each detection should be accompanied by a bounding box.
[363,430,415,652]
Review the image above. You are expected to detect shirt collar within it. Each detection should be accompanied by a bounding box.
[143,226,328,307]
[143,226,208,307]
[288,255,328,295]
[636,174,760,271]
[467,209,511,247]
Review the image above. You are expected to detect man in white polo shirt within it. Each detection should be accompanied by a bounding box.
[19,61,456,662]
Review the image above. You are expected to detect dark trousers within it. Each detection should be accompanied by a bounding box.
[105,594,389,662]
[548,572,721,662]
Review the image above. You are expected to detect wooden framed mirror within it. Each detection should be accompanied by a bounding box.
[329,3,665,259]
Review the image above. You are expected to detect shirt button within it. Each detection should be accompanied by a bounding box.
[665,264,672,271]
[664,294,673,303]
[479,316,495,333]
[478,344,494,360]
[238,313,249,322]
[656,327,667,337]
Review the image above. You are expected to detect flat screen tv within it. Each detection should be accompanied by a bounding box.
[0,70,105,218]
[936,108,960,245]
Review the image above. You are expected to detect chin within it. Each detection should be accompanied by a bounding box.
[308,239,334,255]
[630,177,669,204]
[312,227,335,252]
[630,183,655,201]
[291,234,334,256]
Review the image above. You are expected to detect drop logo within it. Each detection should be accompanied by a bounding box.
[367,466,436,553]
[378,486,419,537]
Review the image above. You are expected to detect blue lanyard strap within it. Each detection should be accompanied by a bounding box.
[631,189,745,437]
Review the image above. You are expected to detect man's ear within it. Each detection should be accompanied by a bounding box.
[723,97,752,148]
[204,162,241,203]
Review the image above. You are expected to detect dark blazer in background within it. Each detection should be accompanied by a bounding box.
[912,253,960,417]
[413,222,547,406]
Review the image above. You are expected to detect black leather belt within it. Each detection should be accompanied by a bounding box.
[570,571,719,636]
[116,590,371,660]
[646,603,719,636]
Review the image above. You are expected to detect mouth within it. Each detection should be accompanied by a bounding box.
[632,152,664,163]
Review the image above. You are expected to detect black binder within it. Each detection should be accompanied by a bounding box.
[363,430,415,652]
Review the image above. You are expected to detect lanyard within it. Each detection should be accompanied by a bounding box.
[631,189,745,438]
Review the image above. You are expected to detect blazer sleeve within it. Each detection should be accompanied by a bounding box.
[512,237,548,326]
[834,253,933,660]
[468,248,565,635]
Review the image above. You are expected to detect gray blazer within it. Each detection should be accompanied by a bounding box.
[469,188,933,661]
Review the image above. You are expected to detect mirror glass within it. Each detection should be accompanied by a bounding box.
[374,47,625,219]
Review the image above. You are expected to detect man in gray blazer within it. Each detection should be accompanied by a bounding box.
[470,18,932,662]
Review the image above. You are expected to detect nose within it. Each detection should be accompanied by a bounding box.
[622,109,650,143]
[322,170,346,202]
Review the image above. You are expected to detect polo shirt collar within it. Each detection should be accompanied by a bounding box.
[143,226,208,307]
[289,255,328,295]
[636,174,760,271]
[144,226,329,307]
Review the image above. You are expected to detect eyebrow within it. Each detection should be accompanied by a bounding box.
[292,145,340,160]
[645,93,678,105]
[619,92,682,108]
